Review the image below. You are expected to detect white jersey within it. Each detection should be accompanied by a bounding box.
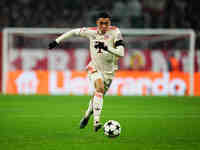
[55,26,124,75]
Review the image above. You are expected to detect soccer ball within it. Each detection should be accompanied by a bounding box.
[103,120,121,137]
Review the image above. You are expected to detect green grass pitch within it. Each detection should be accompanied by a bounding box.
[0,95,200,150]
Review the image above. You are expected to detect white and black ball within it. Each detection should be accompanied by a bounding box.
[103,120,121,137]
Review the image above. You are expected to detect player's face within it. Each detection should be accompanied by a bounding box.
[97,18,111,34]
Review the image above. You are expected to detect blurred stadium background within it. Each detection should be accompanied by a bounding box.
[0,0,200,150]
[0,0,200,96]
[0,0,200,95]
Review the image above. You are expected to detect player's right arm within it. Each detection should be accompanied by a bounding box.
[48,28,90,49]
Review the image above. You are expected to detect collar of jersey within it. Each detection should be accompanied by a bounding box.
[97,28,109,35]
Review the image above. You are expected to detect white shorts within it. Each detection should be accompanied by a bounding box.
[88,71,114,95]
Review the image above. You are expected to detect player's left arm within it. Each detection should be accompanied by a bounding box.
[107,28,125,57]
[107,40,125,57]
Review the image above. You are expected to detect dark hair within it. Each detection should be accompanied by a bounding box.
[96,11,111,20]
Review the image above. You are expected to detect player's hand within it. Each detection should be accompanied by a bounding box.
[94,41,108,51]
[48,41,59,49]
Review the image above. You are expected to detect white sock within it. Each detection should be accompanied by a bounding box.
[84,99,93,118]
[93,92,103,124]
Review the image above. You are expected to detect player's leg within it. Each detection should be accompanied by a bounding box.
[93,77,112,131]
[80,96,94,129]
[84,96,94,118]
[80,71,104,131]
[93,78,104,132]
[80,72,95,129]
[92,75,113,132]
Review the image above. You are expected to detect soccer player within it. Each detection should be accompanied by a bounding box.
[48,12,125,132]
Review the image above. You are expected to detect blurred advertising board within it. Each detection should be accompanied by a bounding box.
[6,71,200,96]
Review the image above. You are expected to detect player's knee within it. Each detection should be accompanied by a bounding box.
[96,87,104,94]
[95,79,104,94]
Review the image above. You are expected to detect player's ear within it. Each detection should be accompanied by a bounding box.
[96,19,99,26]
